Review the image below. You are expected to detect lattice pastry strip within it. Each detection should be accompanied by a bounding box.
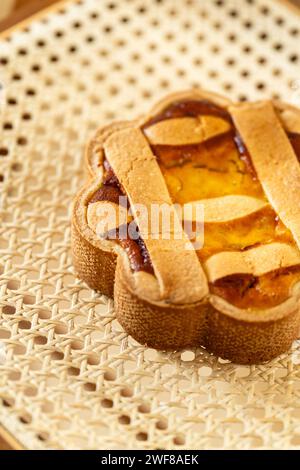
[104,127,208,305]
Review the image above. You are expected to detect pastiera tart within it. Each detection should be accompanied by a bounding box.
[72,90,300,364]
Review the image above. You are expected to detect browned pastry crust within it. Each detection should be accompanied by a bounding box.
[72,89,300,364]
[72,177,117,297]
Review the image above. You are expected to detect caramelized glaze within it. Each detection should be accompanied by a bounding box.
[211,267,300,309]
[289,132,300,160]
[89,163,153,274]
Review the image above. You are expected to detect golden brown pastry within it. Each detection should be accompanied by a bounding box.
[72,89,300,364]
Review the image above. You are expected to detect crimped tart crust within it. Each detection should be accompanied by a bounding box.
[72,89,300,364]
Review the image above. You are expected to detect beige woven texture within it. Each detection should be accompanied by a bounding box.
[0,0,300,450]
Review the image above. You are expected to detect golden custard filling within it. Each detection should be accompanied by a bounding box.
[90,99,300,310]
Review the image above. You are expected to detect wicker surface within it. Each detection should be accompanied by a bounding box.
[0,0,300,450]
